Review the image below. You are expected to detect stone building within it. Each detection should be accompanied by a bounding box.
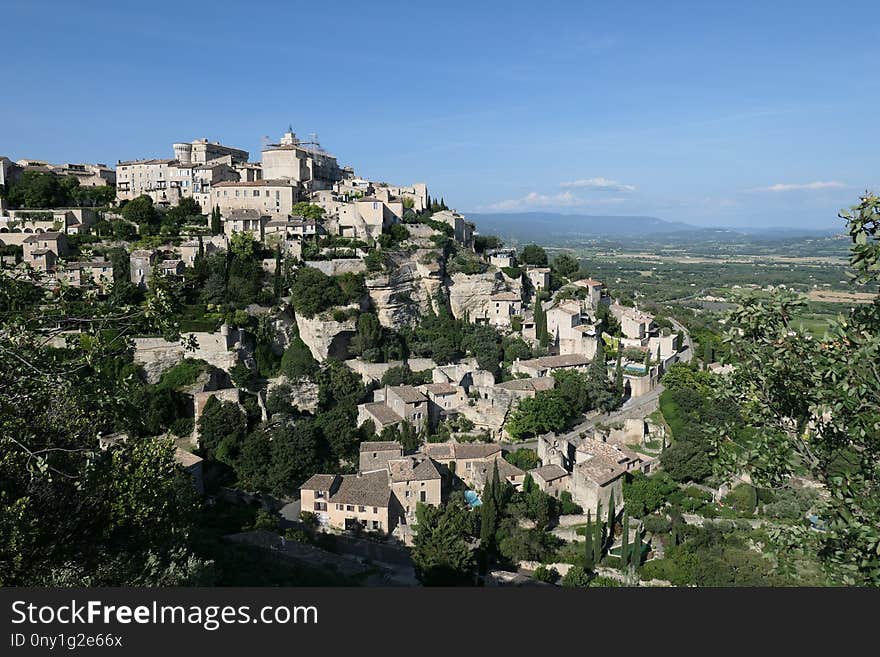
[212,180,300,218]
[359,441,404,472]
[511,353,591,378]
[537,431,644,514]
[545,301,599,359]
[22,232,68,271]
[261,129,342,192]
[526,267,551,292]
[130,249,157,289]
[357,385,430,432]
[488,291,522,328]
[223,208,269,241]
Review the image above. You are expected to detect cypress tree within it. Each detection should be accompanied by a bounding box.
[621,511,630,569]
[614,349,623,393]
[656,343,661,363]
[583,510,595,571]
[534,297,548,348]
[211,205,222,235]
[491,460,503,509]
[480,479,498,557]
[606,493,616,545]
[643,350,650,372]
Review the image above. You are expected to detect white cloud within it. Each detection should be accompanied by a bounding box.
[484,191,582,211]
[559,177,637,192]
[750,181,847,192]
[482,191,631,212]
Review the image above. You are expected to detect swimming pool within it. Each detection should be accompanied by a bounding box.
[464,490,482,508]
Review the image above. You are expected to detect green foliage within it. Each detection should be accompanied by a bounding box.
[376,223,410,249]
[288,267,363,318]
[623,472,678,517]
[4,171,97,209]
[501,266,522,279]
[380,365,431,387]
[519,244,548,267]
[198,396,247,466]
[724,484,757,515]
[504,448,540,471]
[505,393,570,440]
[446,248,487,275]
[551,253,580,278]
[281,336,318,381]
[461,324,504,376]
[156,358,209,390]
[411,501,477,586]
[474,234,503,254]
[561,565,591,587]
[120,195,158,232]
[533,565,559,583]
[502,336,532,363]
[291,202,326,220]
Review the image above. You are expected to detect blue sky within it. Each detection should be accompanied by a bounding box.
[3,0,878,228]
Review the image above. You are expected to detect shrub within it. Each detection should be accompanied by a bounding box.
[590,576,622,587]
[252,509,279,532]
[156,358,208,390]
[300,511,320,531]
[643,515,671,534]
[714,519,734,533]
[533,565,559,584]
[561,565,591,588]
[724,484,757,515]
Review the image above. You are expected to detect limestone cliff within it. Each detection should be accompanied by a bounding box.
[295,309,357,362]
[366,248,444,329]
[446,271,508,321]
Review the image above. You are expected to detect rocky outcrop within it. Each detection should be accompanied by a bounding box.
[267,376,320,413]
[446,271,508,321]
[366,249,444,329]
[295,310,357,362]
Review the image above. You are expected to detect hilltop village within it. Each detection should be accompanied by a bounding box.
[2,131,698,585]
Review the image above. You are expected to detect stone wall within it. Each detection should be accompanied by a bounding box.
[133,325,246,383]
[305,259,368,276]
[344,357,437,384]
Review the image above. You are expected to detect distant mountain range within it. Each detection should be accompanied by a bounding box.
[466,212,839,243]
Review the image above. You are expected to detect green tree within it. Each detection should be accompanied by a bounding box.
[279,337,318,381]
[121,195,158,232]
[552,253,580,278]
[411,501,476,586]
[520,244,548,266]
[267,419,322,494]
[210,205,222,235]
[198,396,247,466]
